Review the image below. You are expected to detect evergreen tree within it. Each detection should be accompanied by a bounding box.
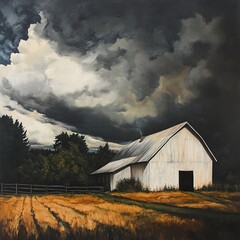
[0,115,29,181]
[90,143,115,172]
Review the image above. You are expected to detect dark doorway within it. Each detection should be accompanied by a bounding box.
[179,171,194,191]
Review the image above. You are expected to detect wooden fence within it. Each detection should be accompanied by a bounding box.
[0,183,104,195]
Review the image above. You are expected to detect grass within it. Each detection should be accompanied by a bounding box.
[0,192,239,239]
[200,183,240,192]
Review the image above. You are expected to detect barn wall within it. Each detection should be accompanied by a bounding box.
[131,163,146,181]
[130,163,151,188]
[110,167,131,190]
[148,127,213,190]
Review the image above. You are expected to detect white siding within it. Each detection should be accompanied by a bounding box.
[147,127,213,190]
[131,163,146,180]
[110,167,131,190]
[131,163,151,188]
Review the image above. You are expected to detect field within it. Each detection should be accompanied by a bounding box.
[0,192,240,240]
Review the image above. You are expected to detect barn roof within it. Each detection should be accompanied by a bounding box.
[91,122,217,174]
[91,157,135,175]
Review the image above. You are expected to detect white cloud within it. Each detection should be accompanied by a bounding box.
[0,40,122,149]
[0,94,122,149]
[0,94,70,147]
[0,19,106,98]
[0,14,124,149]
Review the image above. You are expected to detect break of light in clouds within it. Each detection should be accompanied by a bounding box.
[0,14,123,149]
[0,0,239,169]
[0,12,218,147]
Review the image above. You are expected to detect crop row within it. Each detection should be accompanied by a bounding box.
[0,195,204,240]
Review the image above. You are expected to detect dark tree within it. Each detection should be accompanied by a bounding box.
[14,154,47,184]
[0,115,29,181]
[53,132,70,149]
[54,132,88,154]
[97,143,115,166]
[49,143,88,185]
[15,144,89,185]
[89,143,115,172]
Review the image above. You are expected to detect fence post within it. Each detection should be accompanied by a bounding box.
[30,185,33,195]
[65,186,68,194]
[16,183,18,195]
[46,185,48,194]
[0,183,2,195]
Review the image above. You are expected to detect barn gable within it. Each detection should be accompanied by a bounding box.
[148,127,214,190]
[153,127,214,164]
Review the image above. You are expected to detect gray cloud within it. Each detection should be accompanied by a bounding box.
[0,0,240,178]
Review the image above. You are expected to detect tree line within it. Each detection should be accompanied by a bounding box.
[0,115,115,185]
[1,114,239,186]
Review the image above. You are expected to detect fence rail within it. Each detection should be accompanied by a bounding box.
[0,183,104,195]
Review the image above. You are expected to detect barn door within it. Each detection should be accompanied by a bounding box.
[179,171,194,191]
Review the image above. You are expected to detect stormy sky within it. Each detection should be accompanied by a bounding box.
[0,0,239,167]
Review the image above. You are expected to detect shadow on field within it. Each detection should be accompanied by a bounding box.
[0,192,240,240]
[95,193,240,221]
[1,217,239,240]
[0,221,205,240]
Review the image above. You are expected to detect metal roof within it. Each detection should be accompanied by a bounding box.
[91,157,135,174]
[91,122,217,175]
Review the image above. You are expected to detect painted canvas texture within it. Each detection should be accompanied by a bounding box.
[0,0,239,239]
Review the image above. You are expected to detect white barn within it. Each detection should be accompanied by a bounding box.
[91,122,217,191]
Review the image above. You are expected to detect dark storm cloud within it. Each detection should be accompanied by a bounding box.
[38,0,202,53]
[36,0,229,105]
[95,48,127,70]
[3,84,140,142]
[1,77,139,142]
[44,103,140,142]
[1,0,240,177]
[0,0,40,64]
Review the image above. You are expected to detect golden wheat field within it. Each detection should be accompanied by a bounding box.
[0,192,239,240]
[112,191,240,212]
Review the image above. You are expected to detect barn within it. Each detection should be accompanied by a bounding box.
[91,122,217,191]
